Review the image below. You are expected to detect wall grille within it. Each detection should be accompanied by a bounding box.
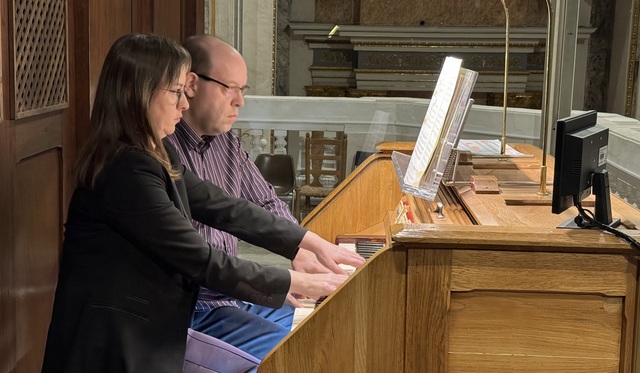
[12,0,68,119]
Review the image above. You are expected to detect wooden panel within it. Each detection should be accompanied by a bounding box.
[394,224,639,373]
[14,149,61,373]
[302,154,404,242]
[393,224,638,255]
[75,0,131,145]
[154,0,182,41]
[181,0,205,38]
[14,114,63,162]
[622,257,638,373]
[448,292,622,372]
[0,122,16,373]
[259,247,407,373]
[135,0,204,41]
[132,0,154,33]
[355,248,406,372]
[449,355,618,373]
[449,353,617,372]
[406,248,451,372]
[451,250,630,296]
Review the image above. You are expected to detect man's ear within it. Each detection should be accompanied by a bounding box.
[185,72,198,98]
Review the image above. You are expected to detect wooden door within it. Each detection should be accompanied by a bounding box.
[0,1,69,372]
[0,1,203,372]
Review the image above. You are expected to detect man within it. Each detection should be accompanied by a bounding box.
[165,35,332,360]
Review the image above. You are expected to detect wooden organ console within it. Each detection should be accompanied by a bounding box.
[258,143,640,373]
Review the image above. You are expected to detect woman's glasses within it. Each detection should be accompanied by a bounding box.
[163,88,186,104]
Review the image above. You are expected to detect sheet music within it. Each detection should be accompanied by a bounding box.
[404,57,462,187]
[423,68,478,189]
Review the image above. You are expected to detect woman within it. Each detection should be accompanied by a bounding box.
[41,33,363,373]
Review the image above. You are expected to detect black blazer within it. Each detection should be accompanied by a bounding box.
[41,142,306,373]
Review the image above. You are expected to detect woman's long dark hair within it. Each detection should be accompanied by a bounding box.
[74,33,191,188]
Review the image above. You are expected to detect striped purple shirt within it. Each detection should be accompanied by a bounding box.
[166,119,297,311]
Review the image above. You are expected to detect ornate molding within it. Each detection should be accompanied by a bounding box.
[272,0,276,95]
[291,23,595,110]
[204,0,211,34]
[625,0,640,116]
[317,49,354,64]
[353,69,532,75]
[306,38,352,45]
[352,41,542,48]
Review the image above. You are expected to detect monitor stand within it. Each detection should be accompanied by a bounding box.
[557,215,621,229]
[557,170,621,229]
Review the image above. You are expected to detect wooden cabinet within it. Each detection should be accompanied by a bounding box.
[396,225,637,372]
[258,143,640,372]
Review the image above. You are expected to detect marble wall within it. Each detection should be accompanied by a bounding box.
[214,0,276,95]
[607,0,637,116]
[584,0,615,111]
[314,0,360,25]
[280,0,622,114]
[316,0,549,27]
[276,0,291,96]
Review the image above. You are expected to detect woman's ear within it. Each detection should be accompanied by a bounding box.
[185,72,198,98]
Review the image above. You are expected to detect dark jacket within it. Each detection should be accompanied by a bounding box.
[41,142,306,373]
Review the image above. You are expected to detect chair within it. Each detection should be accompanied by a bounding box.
[254,153,297,211]
[353,150,377,169]
[294,133,348,222]
[183,328,260,373]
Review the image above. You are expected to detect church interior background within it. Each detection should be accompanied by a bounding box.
[209,0,640,207]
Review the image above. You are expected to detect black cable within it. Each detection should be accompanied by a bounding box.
[573,196,640,251]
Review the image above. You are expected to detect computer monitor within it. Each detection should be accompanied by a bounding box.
[551,110,619,228]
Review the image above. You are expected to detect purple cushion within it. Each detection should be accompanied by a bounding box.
[183,328,261,373]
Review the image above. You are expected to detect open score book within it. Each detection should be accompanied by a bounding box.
[400,56,478,199]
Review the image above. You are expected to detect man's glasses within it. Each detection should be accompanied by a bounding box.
[195,73,250,96]
[162,88,185,104]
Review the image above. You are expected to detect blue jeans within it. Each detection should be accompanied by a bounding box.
[190,302,294,361]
